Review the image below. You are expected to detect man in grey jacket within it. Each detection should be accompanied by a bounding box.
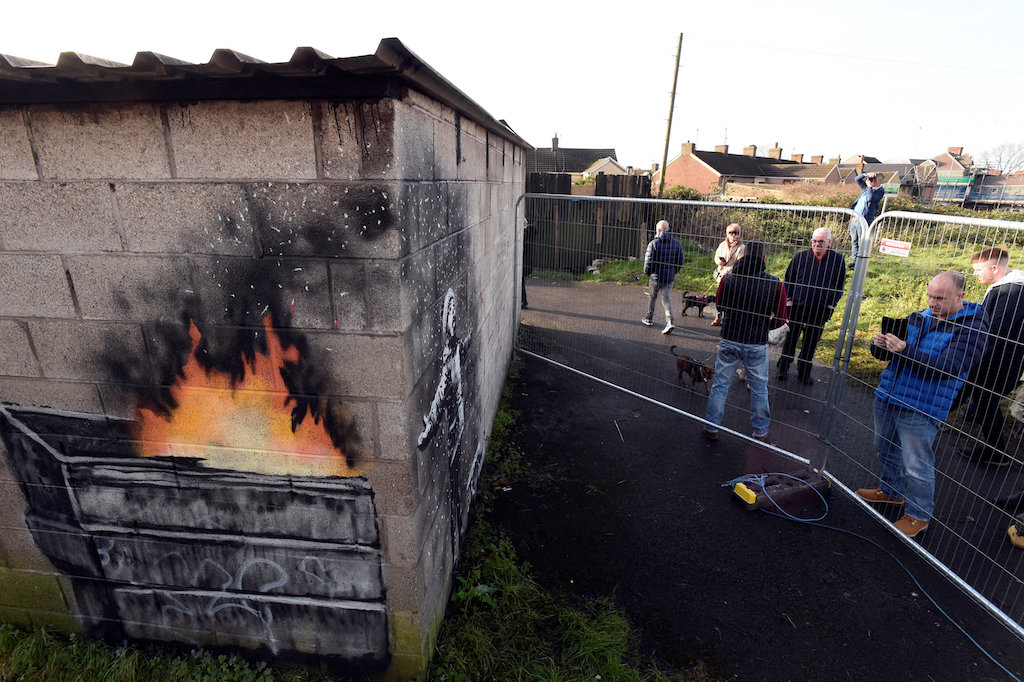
[642,220,684,335]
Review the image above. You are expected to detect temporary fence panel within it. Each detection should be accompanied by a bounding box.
[517,193,1024,643]
[825,210,1024,639]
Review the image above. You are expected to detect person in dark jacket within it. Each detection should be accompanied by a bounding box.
[777,227,847,384]
[703,242,787,442]
[957,247,1024,466]
[857,271,988,538]
[849,172,885,267]
[521,218,535,309]
[641,220,685,335]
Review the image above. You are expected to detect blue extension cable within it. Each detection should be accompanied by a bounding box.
[721,472,1021,682]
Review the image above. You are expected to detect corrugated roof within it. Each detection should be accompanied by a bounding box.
[0,38,531,149]
[527,147,617,173]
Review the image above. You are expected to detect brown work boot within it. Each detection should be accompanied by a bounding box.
[895,515,929,538]
[855,488,905,505]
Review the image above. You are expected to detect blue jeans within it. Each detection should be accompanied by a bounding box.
[873,398,940,521]
[704,340,771,437]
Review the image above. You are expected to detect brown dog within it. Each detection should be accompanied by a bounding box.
[669,346,714,391]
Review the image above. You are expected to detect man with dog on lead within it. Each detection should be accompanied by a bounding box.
[703,242,787,443]
[641,219,684,335]
[777,227,847,385]
[857,271,988,538]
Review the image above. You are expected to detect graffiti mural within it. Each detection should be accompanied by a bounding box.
[0,194,392,668]
[0,405,386,660]
[417,288,475,561]
[132,316,363,477]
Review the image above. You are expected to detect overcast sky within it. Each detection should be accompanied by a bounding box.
[4,0,1021,169]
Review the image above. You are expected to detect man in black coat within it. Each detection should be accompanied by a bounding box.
[777,227,847,385]
[958,247,1024,466]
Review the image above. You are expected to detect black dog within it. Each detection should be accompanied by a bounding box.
[669,346,714,391]
[680,292,715,318]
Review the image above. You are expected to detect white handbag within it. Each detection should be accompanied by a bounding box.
[767,322,790,346]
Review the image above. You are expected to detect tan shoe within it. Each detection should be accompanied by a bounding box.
[855,488,905,505]
[895,515,929,538]
[1009,514,1024,549]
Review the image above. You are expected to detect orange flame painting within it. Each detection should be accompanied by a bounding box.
[133,317,362,477]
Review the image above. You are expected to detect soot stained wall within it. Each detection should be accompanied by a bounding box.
[0,86,525,679]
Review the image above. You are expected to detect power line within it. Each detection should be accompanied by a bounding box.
[688,37,1024,76]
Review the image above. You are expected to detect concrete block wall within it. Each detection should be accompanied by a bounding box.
[0,88,525,679]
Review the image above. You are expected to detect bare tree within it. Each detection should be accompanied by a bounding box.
[981,142,1024,175]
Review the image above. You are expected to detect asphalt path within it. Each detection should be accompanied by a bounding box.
[489,279,1024,680]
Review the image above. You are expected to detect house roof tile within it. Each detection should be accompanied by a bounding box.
[692,150,799,176]
[759,163,834,179]
[527,147,617,173]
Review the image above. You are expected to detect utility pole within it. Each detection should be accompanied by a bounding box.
[657,33,683,199]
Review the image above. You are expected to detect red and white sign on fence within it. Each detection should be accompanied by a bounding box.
[878,238,912,257]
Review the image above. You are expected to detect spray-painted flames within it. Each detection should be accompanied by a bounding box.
[133,318,361,477]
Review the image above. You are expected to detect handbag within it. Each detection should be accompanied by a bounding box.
[767,322,790,346]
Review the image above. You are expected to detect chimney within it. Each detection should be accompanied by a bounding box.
[948,146,963,156]
[743,144,757,157]
[856,156,865,175]
[681,141,695,156]
[715,144,729,154]
[768,142,782,160]
[552,134,559,151]
[790,153,804,163]
[828,156,841,165]
[811,155,824,164]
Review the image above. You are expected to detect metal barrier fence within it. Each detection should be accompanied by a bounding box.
[515,192,1024,643]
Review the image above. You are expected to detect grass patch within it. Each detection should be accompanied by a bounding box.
[0,623,328,681]
[428,521,691,681]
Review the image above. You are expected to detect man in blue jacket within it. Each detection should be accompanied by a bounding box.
[641,220,684,335]
[849,172,885,268]
[777,227,847,384]
[857,271,988,537]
